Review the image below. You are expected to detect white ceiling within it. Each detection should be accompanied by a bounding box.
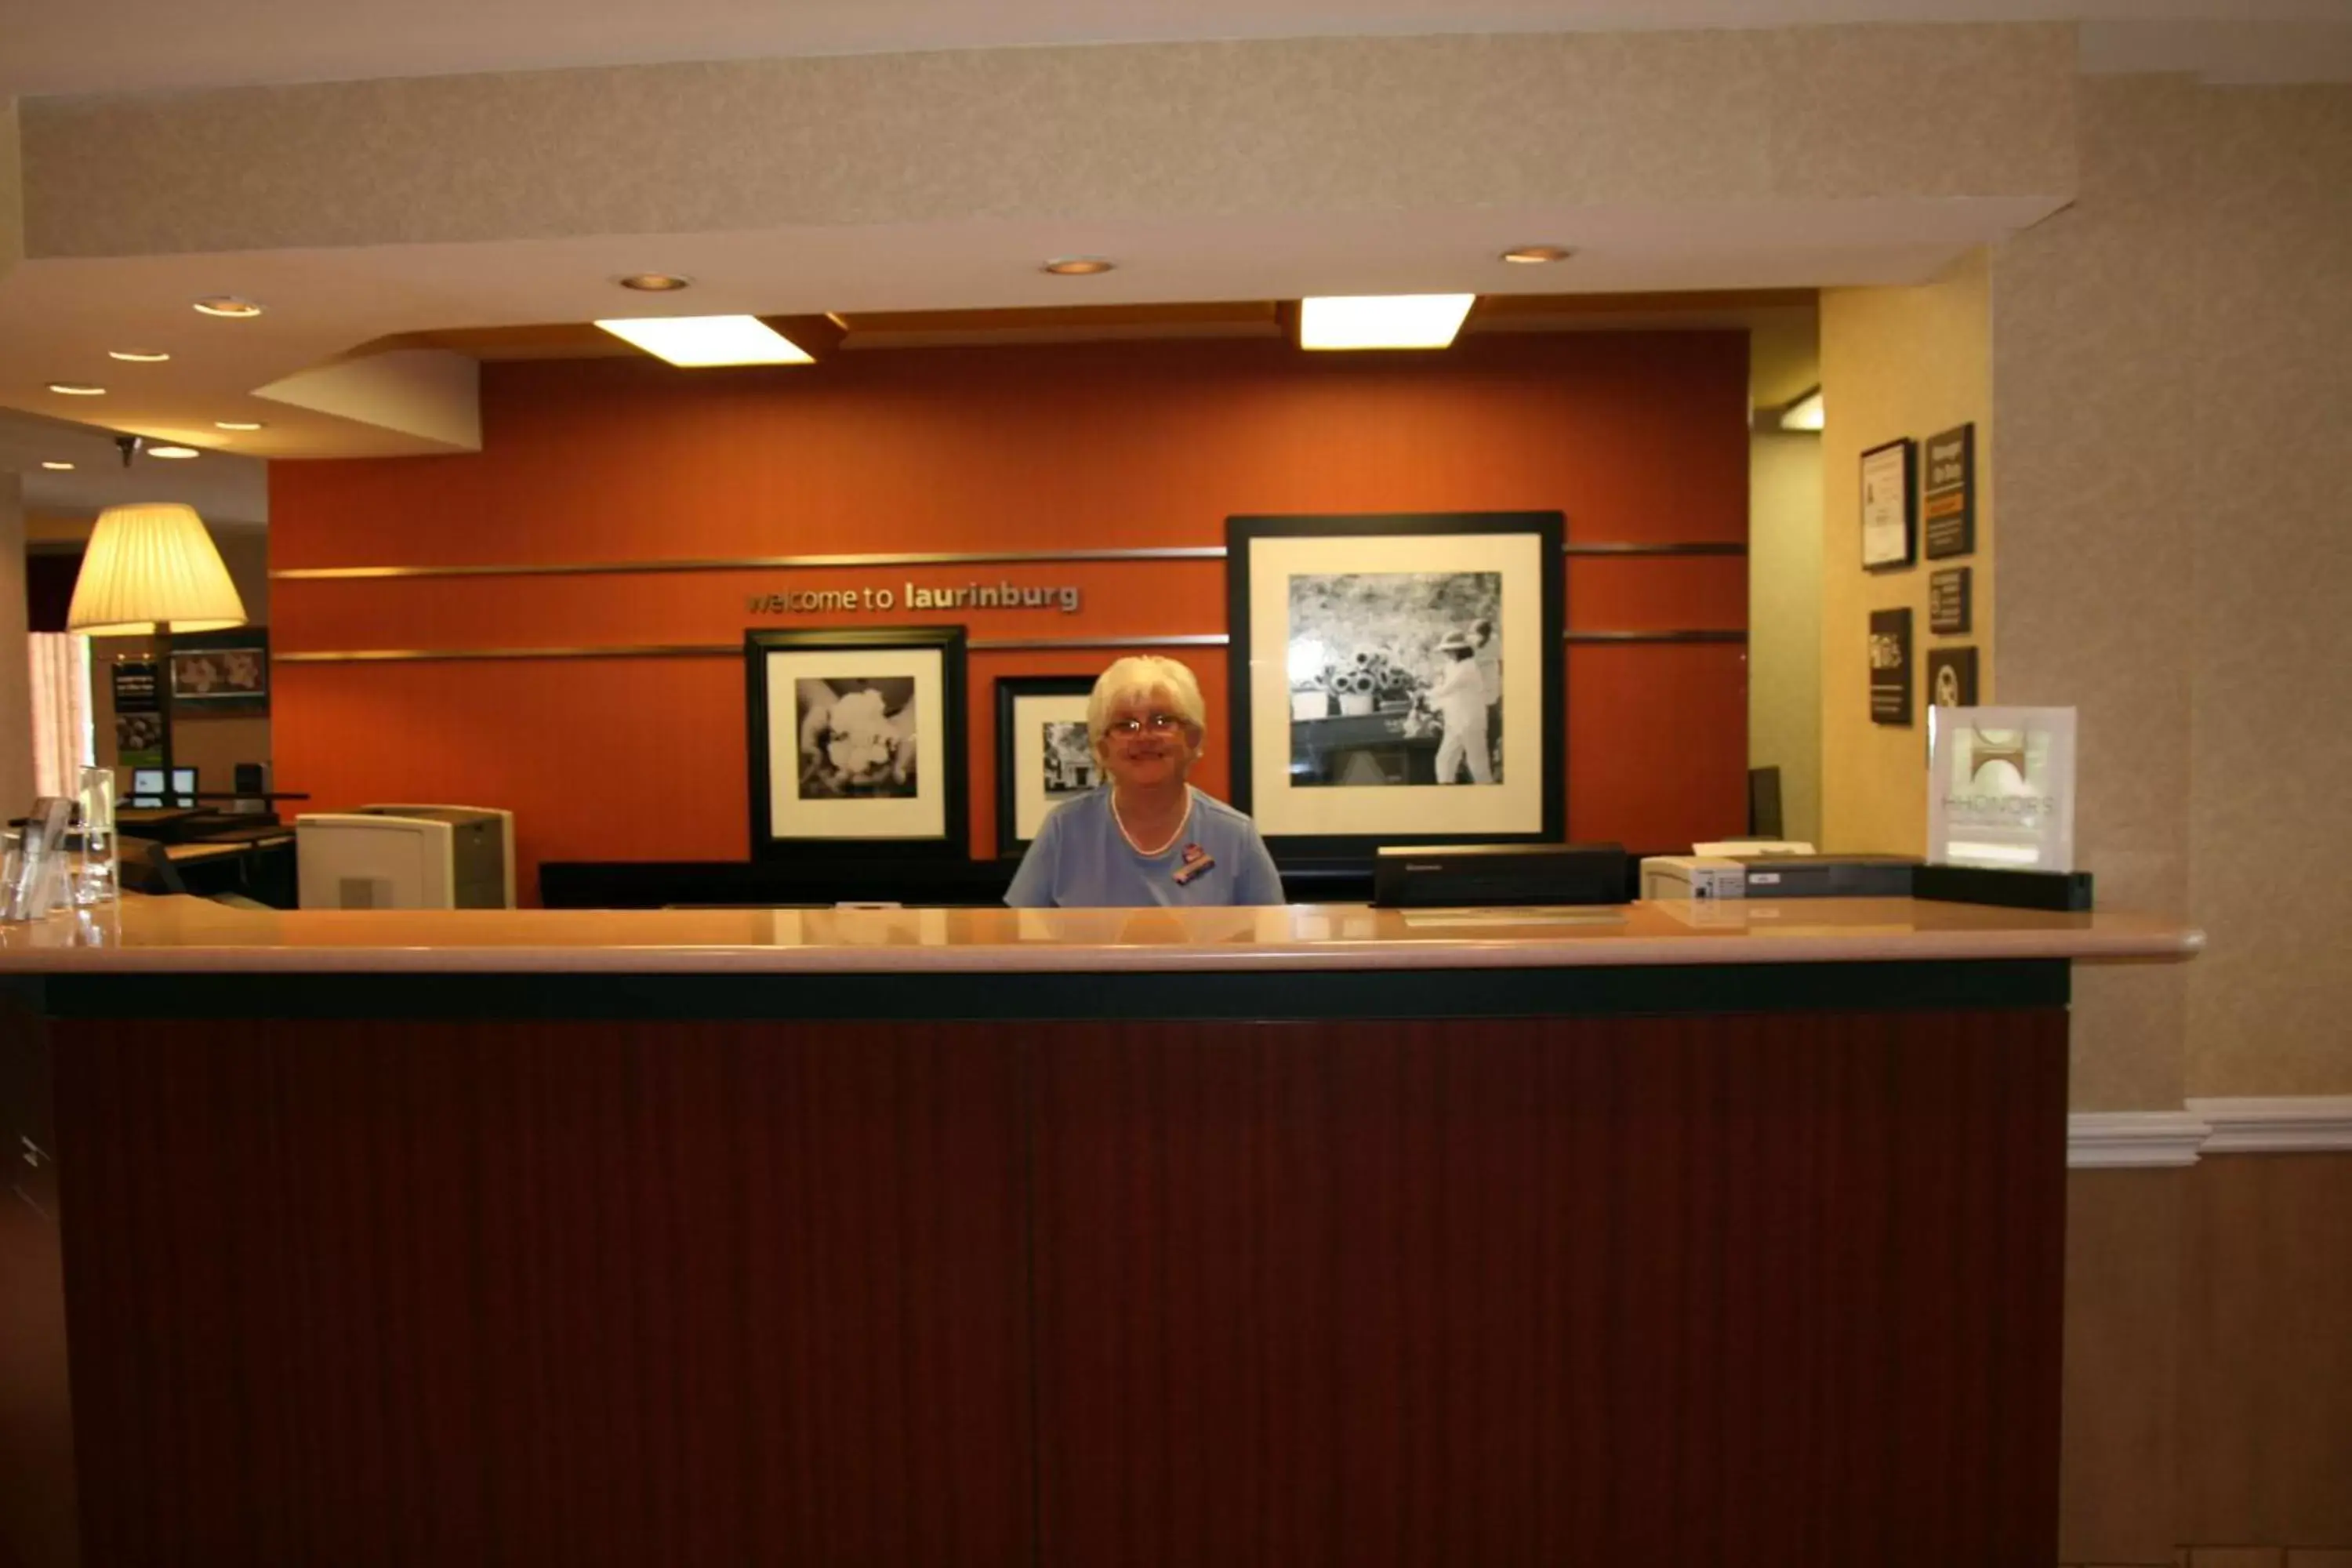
[4,0,2347,96]
[0,406,268,530]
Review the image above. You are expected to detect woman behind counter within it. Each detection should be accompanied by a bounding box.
[1005,655,1284,908]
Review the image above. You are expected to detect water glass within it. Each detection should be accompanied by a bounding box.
[74,766,120,906]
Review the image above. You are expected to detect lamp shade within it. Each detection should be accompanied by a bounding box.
[66,503,247,636]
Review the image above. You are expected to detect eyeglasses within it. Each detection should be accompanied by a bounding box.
[1105,712,1187,739]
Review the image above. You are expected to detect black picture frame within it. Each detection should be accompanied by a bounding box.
[1226,510,1566,859]
[1922,424,1976,559]
[744,625,968,861]
[167,626,270,716]
[993,674,1099,858]
[1869,607,1915,726]
[1860,437,1918,571]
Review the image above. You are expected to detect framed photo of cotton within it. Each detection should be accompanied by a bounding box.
[744,625,968,860]
[993,674,1100,858]
[1225,511,1566,858]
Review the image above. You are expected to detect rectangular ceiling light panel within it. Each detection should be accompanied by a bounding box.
[593,314,815,367]
[1298,294,1476,351]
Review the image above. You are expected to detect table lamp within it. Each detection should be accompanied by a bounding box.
[65,503,247,635]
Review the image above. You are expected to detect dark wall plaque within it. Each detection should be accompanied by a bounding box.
[1930,567,1973,634]
[110,659,165,767]
[1924,423,1976,558]
[1927,645,1980,709]
[1869,608,1914,726]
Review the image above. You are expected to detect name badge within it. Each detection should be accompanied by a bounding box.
[1172,843,1214,885]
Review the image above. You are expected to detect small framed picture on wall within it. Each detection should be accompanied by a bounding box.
[744,625,969,860]
[1860,437,1918,571]
[993,675,1099,857]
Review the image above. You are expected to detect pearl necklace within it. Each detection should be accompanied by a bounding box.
[1111,789,1189,857]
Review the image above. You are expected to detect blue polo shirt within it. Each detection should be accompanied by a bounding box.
[1005,786,1286,908]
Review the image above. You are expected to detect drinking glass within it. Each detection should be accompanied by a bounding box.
[74,766,120,906]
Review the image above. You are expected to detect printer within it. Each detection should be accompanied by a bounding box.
[296,804,516,909]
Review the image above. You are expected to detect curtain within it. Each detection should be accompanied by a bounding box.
[28,633,94,799]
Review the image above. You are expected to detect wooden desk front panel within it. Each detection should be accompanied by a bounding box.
[1031,1010,2069,1568]
[52,1021,1033,1568]
[44,1004,2067,1567]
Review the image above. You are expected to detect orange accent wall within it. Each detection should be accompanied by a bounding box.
[272,333,1751,900]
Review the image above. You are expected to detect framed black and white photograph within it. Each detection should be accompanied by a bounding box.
[993,674,1099,856]
[1227,511,1565,856]
[745,626,967,859]
[1860,437,1918,571]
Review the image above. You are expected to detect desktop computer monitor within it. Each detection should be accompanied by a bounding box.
[129,767,166,808]
[170,767,198,807]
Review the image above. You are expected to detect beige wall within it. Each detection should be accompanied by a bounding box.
[0,96,22,281]
[1817,248,1994,856]
[0,474,29,815]
[1748,430,1823,847]
[1993,76,2352,1103]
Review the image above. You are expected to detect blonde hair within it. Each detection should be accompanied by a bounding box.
[1087,655,1207,764]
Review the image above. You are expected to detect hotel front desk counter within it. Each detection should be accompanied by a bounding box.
[0,896,2201,1568]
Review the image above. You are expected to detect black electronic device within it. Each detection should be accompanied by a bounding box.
[1914,863,2094,912]
[1733,853,1919,898]
[1374,842,1628,908]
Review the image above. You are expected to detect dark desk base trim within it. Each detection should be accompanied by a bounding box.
[30,959,2069,1023]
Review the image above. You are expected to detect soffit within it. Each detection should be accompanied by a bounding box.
[5,0,2345,96]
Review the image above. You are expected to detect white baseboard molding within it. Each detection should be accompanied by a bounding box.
[2068,1112,2211,1169]
[2185,1095,2352,1154]
[2068,1095,2352,1167]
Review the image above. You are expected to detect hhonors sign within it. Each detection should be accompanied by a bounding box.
[1926,705,2078,871]
[747,581,1083,615]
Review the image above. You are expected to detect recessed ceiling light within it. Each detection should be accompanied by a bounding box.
[1297,294,1477,351]
[1041,257,1115,277]
[108,349,172,362]
[215,419,267,431]
[41,460,74,471]
[1500,245,1575,264]
[147,445,201,459]
[593,314,816,368]
[192,296,264,318]
[46,382,107,396]
[618,272,692,292]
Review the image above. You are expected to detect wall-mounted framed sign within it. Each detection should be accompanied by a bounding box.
[1929,567,1973,635]
[1927,645,1980,708]
[169,628,271,715]
[744,624,969,860]
[1869,607,1914,725]
[1860,437,1918,571]
[1923,424,1976,559]
[1227,510,1565,858]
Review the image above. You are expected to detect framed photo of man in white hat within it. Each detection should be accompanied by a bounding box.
[1225,510,1565,857]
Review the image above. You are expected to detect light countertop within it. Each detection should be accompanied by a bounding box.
[0,895,2203,975]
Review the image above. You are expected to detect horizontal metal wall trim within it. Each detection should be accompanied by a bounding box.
[270,539,1747,582]
[278,629,1748,663]
[1566,630,1747,644]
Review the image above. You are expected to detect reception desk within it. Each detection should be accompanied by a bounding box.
[1,897,2199,1568]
